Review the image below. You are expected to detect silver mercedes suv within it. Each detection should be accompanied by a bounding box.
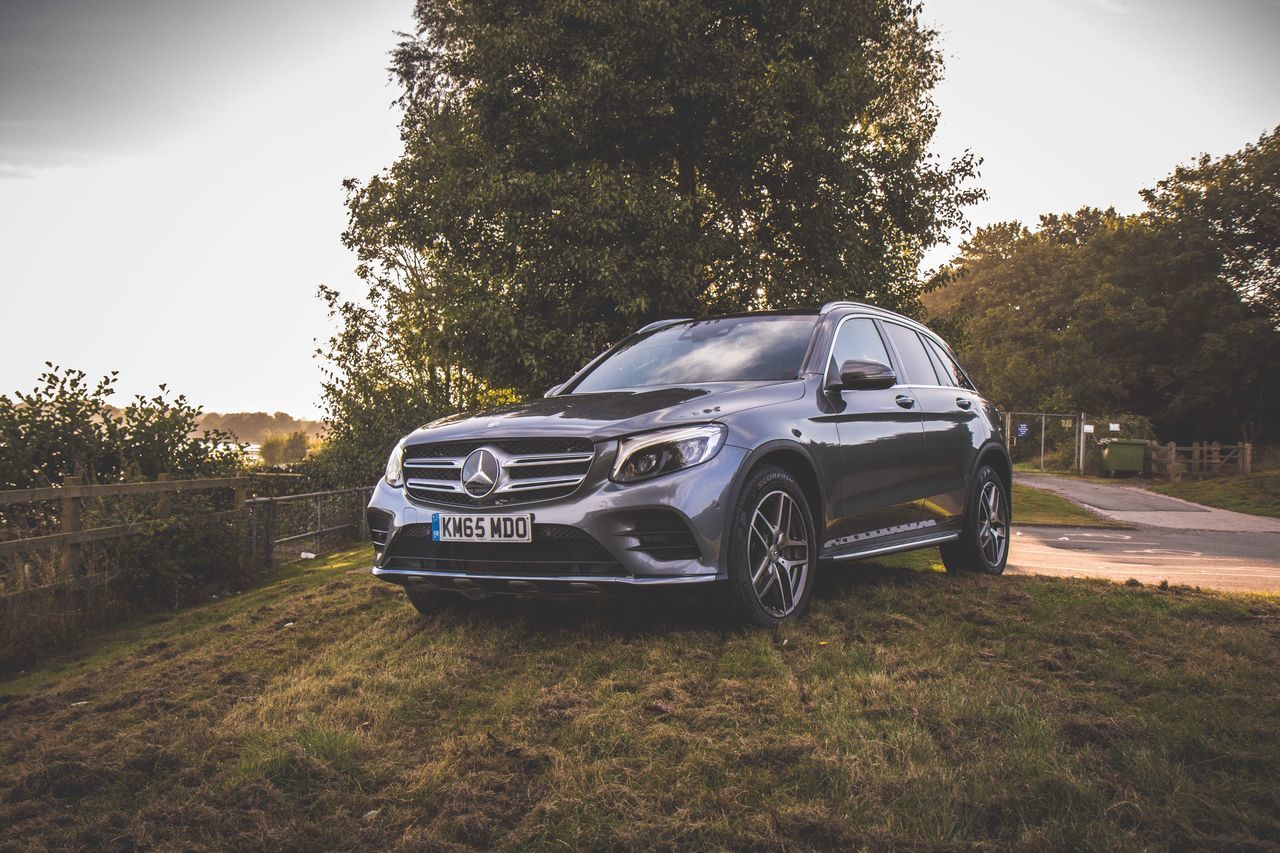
[367,301,1011,625]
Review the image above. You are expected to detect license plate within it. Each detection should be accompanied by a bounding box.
[431,513,532,543]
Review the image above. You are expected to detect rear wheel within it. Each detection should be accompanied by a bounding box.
[725,466,818,626]
[940,465,1009,575]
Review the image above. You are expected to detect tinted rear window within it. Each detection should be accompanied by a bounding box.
[882,323,940,386]
[571,315,818,392]
[922,336,974,390]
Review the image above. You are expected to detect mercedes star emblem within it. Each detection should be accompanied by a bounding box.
[461,448,500,498]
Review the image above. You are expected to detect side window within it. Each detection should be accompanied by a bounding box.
[923,337,976,391]
[829,317,892,380]
[882,323,941,386]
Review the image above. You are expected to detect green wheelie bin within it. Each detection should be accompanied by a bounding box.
[1099,438,1147,477]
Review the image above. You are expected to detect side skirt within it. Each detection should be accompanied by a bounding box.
[823,531,960,562]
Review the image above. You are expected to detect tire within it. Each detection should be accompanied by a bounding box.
[940,464,1010,575]
[725,465,819,626]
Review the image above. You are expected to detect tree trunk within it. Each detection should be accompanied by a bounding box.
[677,156,696,199]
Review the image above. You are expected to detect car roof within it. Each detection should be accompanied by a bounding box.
[642,301,929,334]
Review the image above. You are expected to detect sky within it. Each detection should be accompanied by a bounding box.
[1,0,1278,419]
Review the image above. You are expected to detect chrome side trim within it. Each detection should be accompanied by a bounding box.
[372,567,718,586]
[827,532,960,561]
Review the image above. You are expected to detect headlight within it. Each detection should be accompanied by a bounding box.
[384,443,404,487]
[611,424,727,483]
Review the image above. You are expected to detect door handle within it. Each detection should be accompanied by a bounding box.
[895,395,915,409]
[956,397,972,410]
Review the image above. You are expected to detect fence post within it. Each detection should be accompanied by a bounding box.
[1243,443,1253,475]
[1039,414,1046,471]
[1078,413,1087,473]
[315,494,323,556]
[248,501,258,568]
[264,499,277,569]
[61,475,83,589]
[1210,441,1221,475]
[233,479,247,511]
[155,473,171,517]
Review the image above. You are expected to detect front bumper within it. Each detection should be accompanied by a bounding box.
[367,441,748,593]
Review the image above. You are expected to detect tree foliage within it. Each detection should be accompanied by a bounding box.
[924,128,1280,443]
[311,283,518,487]
[1142,127,1280,328]
[197,411,324,445]
[325,0,981,454]
[0,366,243,491]
[259,430,310,466]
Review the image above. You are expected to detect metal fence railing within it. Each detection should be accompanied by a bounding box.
[246,487,376,567]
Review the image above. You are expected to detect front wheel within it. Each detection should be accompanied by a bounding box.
[725,466,818,626]
[940,465,1010,575]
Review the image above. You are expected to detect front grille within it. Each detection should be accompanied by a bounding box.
[384,523,624,576]
[403,437,595,507]
[615,510,702,562]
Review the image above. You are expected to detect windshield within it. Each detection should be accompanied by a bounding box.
[570,315,818,393]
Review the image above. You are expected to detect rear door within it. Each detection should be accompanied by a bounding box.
[880,322,978,529]
[824,316,927,554]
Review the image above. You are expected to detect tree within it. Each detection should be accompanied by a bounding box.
[259,430,310,466]
[923,192,1280,443]
[1142,126,1280,328]
[333,0,982,410]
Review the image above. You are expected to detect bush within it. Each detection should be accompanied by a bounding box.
[0,365,243,491]
[0,366,251,670]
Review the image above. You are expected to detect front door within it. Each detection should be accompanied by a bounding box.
[823,316,927,554]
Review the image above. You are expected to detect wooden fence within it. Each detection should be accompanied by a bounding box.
[1148,441,1253,481]
[0,475,374,594]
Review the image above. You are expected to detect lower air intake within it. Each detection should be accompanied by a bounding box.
[384,523,625,576]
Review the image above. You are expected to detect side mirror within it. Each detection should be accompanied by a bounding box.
[828,359,896,392]
[544,383,565,398]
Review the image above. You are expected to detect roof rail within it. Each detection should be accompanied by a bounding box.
[824,298,885,312]
[819,300,879,314]
[634,318,692,335]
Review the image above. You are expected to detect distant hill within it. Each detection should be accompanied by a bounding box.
[196,411,326,444]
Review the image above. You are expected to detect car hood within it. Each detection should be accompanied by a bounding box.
[404,380,804,446]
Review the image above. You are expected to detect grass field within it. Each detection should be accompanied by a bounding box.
[1150,471,1280,519]
[3,546,1279,849]
[1012,482,1118,527]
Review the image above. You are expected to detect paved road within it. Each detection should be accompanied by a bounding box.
[1017,473,1280,532]
[1010,474,1280,592]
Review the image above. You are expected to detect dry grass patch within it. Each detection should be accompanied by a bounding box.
[2,546,1278,849]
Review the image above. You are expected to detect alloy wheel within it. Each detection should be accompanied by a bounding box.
[747,489,810,618]
[978,480,1008,567]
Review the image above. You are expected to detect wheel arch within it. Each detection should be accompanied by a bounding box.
[973,441,1013,515]
[720,440,826,574]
